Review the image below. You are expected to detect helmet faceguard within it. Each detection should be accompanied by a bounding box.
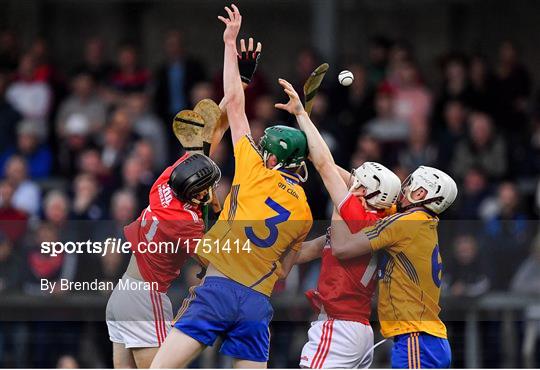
[168,153,221,205]
[349,162,401,210]
[398,166,457,214]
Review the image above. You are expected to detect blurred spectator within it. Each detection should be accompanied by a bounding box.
[294,47,320,90]
[57,113,94,177]
[125,93,168,168]
[253,94,278,126]
[393,59,432,125]
[154,30,206,120]
[56,70,107,138]
[22,222,77,296]
[386,41,413,88]
[109,44,150,94]
[3,156,40,217]
[29,38,58,84]
[0,30,19,72]
[434,55,472,123]
[71,173,104,221]
[511,232,540,294]
[0,181,28,243]
[366,36,390,87]
[334,63,375,135]
[482,182,531,290]
[0,232,19,292]
[77,37,112,84]
[6,53,52,123]
[493,40,531,129]
[77,148,110,185]
[364,82,409,160]
[0,119,52,179]
[0,70,21,150]
[132,140,158,177]
[453,167,492,220]
[42,191,70,230]
[101,108,136,173]
[56,355,79,369]
[451,112,507,180]
[398,119,437,172]
[350,134,383,168]
[309,93,340,157]
[97,190,135,284]
[114,155,152,209]
[446,235,490,297]
[468,55,496,114]
[189,81,214,107]
[436,100,467,169]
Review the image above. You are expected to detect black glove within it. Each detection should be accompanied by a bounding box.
[238,49,261,84]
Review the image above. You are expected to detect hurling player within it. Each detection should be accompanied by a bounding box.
[151,5,312,368]
[330,166,457,368]
[297,162,401,369]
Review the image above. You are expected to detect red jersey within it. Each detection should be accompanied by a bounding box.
[123,153,204,293]
[306,194,384,324]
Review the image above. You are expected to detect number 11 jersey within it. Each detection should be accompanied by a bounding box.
[200,135,312,296]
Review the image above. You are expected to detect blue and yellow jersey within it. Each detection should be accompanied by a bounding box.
[199,135,313,296]
[363,209,447,339]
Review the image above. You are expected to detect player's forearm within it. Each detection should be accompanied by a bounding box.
[331,212,372,259]
[336,165,352,185]
[294,111,335,169]
[223,41,244,111]
[279,250,298,279]
[296,235,325,264]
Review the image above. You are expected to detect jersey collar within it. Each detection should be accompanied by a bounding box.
[278,168,300,184]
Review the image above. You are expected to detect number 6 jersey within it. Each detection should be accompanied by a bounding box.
[199,135,312,296]
[363,208,447,339]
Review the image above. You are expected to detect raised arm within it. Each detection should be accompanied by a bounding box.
[218,5,261,145]
[210,38,262,155]
[275,78,350,208]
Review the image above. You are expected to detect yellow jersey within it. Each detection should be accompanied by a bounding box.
[199,135,312,296]
[363,209,447,339]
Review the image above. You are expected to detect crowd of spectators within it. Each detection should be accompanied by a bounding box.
[0,29,540,367]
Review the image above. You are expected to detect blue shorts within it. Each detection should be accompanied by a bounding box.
[173,276,273,362]
[391,332,451,368]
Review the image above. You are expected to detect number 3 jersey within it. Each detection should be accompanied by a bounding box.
[306,194,384,324]
[124,152,205,293]
[363,209,447,339]
[199,135,313,297]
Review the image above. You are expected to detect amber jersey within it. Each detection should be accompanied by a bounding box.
[363,208,447,339]
[199,135,312,296]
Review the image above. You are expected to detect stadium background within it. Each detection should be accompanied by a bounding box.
[0,0,540,367]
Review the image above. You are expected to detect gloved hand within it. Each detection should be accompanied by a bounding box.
[238,37,262,84]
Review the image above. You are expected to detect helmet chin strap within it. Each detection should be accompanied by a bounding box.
[397,196,443,213]
[295,161,308,182]
[190,187,214,206]
[264,150,308,183]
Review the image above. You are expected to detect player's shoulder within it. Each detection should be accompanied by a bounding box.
[400,208,437,222]
[234,134,263,156]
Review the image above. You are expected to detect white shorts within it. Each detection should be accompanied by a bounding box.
[106,275,172,348]
[300,315,374,369]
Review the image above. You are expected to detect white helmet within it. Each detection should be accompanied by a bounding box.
[349,162,401,210]
[402,166,457,214]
